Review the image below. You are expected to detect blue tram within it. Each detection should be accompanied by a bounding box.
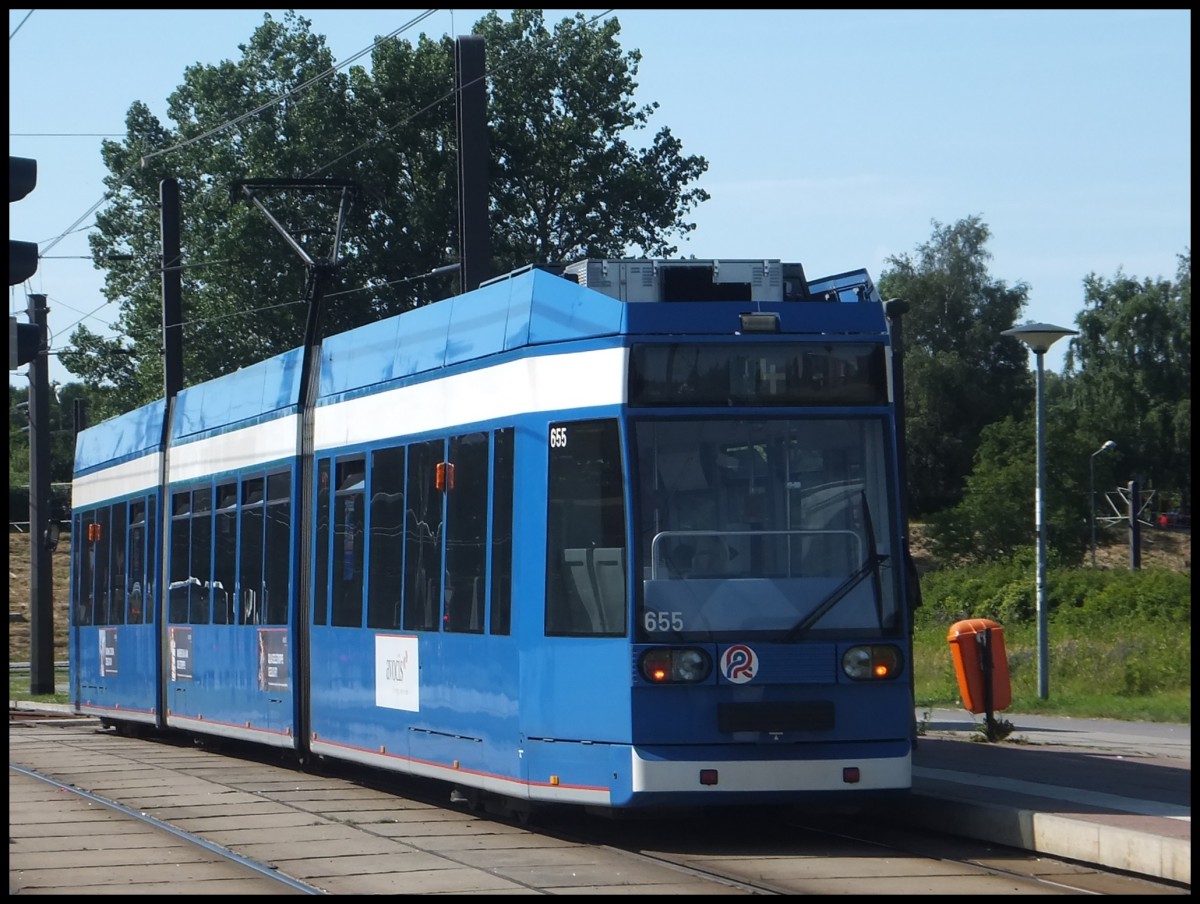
[69,257,917,812]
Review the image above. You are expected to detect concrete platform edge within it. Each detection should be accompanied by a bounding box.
[905,790,1190,885]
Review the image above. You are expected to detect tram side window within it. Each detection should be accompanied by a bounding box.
[145,495,157,624]
[313,460,331,626]
[169,491,192,623]
[213,484,238,624]
[127,501,145,623]
[490,427,514,636]
[332,458,365,627]
[403,440,443,632]
[74,510,95,626]
[240,478,265,625]
[94,506,112,625]
[264,471,292,625]
[443,433,488,633]
[109,501,127,625]
[190,486,213,625]
[545,419,628,637]
[367,446,405,630]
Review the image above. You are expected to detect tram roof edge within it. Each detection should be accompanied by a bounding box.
[73,397,167,477]
[317,267,626,400]
[71,260,890,469]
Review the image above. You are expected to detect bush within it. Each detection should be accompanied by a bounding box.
[1053,568,1190,625]
[915,561,1189,631]
[912,558,1190,721]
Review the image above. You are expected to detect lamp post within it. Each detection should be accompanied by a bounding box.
[1001,322,1077,700]
[1089,440,1117,567]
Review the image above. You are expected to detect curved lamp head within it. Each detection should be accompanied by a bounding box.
[1094,440,1117,456]
[1001,322,1078,353]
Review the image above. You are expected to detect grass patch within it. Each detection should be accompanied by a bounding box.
[913,620,1191,723]
[8,670,69,705]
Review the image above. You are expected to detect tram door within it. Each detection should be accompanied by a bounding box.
[524,418,631,745]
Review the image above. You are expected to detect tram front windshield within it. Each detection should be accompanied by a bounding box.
[634,418,900,642]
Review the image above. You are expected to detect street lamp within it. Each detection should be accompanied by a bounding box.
[1090,440,1117,567]
[1001,322,1078,700]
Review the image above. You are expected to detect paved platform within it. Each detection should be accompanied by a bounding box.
[11,701,1191,887]
[895,708,1190,885]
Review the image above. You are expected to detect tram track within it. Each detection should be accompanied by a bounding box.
[10,711,1186,896]
[10,759,325,895]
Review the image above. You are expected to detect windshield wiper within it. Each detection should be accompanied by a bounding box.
[780,492,887,643]
[779,553,887,642]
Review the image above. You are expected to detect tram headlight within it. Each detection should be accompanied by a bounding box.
[639,647,712,684]
[842,645,904,681]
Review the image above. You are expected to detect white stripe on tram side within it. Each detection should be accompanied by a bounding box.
[72,451,163,509]
[168,413,301,484]
[315,346,629,451]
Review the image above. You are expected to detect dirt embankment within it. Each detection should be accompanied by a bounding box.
[9,533,72,664]
[906,524,1190,576]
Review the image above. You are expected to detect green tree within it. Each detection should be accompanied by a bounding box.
[60,10,708,411]
[1061,250,1191,515]
[928,249,1191,567]
[9,381,89,519]
[878,216,1030,518]
[473,10,708,263]
[927,399,1090,566]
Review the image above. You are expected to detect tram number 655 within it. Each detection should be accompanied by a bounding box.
[644,611,684,632]
[549,426,568,448]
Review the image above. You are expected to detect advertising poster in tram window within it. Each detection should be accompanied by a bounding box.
[98,628,119,677]
[169,627,193,681]
[258,629,290,691]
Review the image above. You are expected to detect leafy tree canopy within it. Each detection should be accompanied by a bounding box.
[1062,249,1190,510]
[926,248,1191,566]
[878,215,1030,517]
[61,10,709,411]
[927,402,1090,567]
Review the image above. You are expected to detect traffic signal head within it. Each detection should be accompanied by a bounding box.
[10,156,38,285]
[10,156,36,201]
[10,316,41,369]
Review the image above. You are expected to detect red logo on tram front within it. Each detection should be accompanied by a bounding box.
[721,645,757,684]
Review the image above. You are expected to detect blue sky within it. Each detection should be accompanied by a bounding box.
[8,9,1191,388]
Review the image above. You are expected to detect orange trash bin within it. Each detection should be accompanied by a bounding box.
[947,618,1011,714]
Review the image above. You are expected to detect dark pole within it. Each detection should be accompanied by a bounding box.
[455,35,491,292]
[231,176,357,760]
[1128,479,1142,570]
[161,178,183,398]
[157,178,184,727]
[27,292,55,695]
